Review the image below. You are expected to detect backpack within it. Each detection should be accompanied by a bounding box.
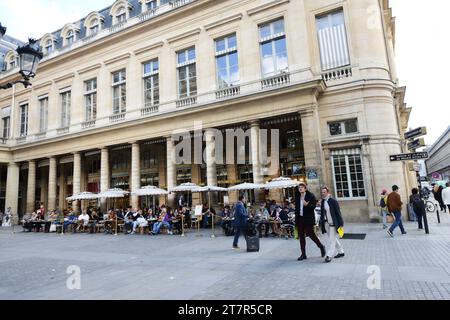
[379,196,387,208]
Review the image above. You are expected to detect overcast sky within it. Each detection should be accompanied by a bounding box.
[0,0,448,145]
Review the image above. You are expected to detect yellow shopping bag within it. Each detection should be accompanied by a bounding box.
[294,226,299,240]
[337,227,344,239]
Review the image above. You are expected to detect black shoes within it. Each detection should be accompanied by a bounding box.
[334,253,345,259]
[324,256,332,263]
[320,246,326,258]
[298,255,307,261]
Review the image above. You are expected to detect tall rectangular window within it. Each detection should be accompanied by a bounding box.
[19,103,28,137]
[112,69,126,114]
[60,91,71,128]
[259,18,288,77]
[2,117,10,139]
[177,47,197,98]
[1,106,11,139]
[38,97,48,132]
[332,150,366,199]
[215,34,239,88]
[143,59,159,107]
[316,10,350,70]
[85,79,97,121]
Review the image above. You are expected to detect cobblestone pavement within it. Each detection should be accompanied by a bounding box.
[0,208,449,300]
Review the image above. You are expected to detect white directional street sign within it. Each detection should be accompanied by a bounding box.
[390,152,429,162]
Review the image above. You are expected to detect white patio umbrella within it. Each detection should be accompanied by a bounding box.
[98,188,129,210]
[66,192,99,213]
[66,192,99,201]
[169,183,203,208]
[131,185,168,210]
[228,182,264,205]
[263,177,301,190]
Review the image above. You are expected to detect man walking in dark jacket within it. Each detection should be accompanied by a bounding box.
[232,196,248,249]
[320,187,345,263]
[295,182,325,261]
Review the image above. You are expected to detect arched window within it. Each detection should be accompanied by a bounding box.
[45,39,54,53]
[110,1,133,25]
[84,12,105,35]
[90,18,99,34]
[66,30,74,45]
[5,51,18,70]
[116,6,127,23]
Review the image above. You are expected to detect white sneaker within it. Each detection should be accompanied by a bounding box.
[169,231,173,235]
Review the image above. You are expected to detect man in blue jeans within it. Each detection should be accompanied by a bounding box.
[386,185,407,237]
[232,196,248,249]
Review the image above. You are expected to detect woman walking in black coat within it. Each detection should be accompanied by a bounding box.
[295,182,325,261]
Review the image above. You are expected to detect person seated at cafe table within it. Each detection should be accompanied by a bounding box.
[45,210,59,233]
[63,211,78,233]
[22,212,36,232]
[172,209,184,234]
[151,206,174,235]
[89,210,102,233]
[270,206,282,237]
[201,203,216,228]
[255,202,271,238]
[103,209,116,234]
[132,210,148,234]
[123,206,135,234]
[76,210,91,231]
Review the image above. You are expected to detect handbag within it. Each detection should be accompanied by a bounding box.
[49,223,57,232]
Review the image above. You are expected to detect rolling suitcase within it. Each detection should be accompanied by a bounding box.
[246,235,260,252]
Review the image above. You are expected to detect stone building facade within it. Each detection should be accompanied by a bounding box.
[0,0,414,222]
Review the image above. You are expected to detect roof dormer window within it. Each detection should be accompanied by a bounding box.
[66,30,74,45]
[110,0,133,25]
[90,19,99,34]
[5,51,19,70]
[61,23,80,47]
[84,12,105,36]
[45,39,54,53]
[116,7,127,23]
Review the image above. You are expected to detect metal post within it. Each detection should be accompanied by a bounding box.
[209,191,215,238]
[181,212,185,237]
[11,215,15,234]
[114,212,118,236]
[436,205,441,224]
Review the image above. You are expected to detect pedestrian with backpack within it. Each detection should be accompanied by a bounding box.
[379,189,389,229]
[410,188,425,230]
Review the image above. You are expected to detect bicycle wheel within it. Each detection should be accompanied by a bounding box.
[426,201,435,213]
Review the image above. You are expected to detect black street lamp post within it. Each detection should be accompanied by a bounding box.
[0,23,43,90]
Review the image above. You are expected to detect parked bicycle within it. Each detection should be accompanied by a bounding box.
[423,195,436,213]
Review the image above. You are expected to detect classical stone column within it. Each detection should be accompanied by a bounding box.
[73,152,82,212]
[48,157,57,212]
[26,160,36,213]
[58,166,65,211]
[300,108,323,196]
[5,162,20,223]
[166,136,176,207]
[158,146,167,206]
[205,129,218,186]
[100,147,110,211]
[250,120,263,202]
[130,142,141,209]
[205,128,218,206]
